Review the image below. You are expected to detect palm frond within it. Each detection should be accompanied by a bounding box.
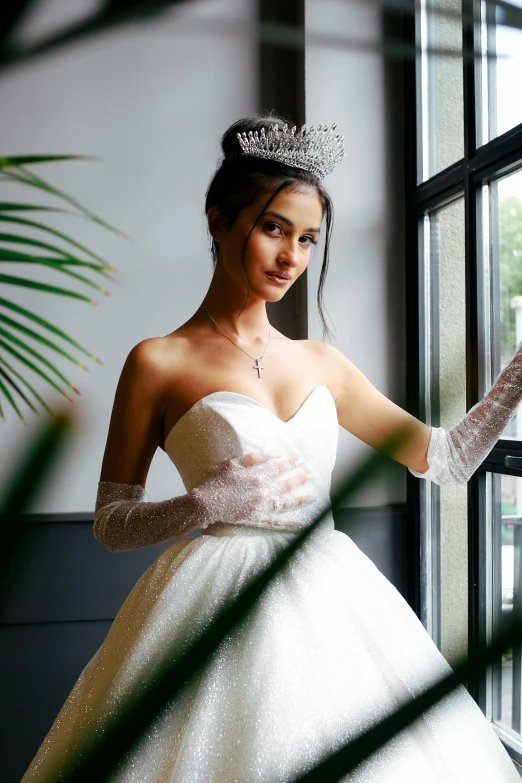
[0,298,100,363]
[0,314,88,368]
[0,326,79,391]
[0,248,106,282]
[0,155,92,168]
[0,339,73,401]
[0,374,24,421]
[1,164,125,237]
[0,413,72,601]
[0,273,96,303]
[0,364,38,415]
[0,232,110,272]
[0,250,111,294]
[0,155,121,417]
[0,354,53,413]
[0,202,69,213]
[0,213,112,267]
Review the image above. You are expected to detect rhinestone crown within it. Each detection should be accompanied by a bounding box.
[236,123,345,180]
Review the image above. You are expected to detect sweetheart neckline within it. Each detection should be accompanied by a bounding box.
[164,384,334,447]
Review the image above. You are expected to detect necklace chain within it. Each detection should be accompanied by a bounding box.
[200,307,271,378]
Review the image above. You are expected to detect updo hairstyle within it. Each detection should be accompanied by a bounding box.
[205,114,334,339]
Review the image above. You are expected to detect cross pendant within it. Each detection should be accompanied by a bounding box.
[253,359,264,378]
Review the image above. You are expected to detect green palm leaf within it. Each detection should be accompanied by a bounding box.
[0,155,91,168]
[0,250,111,294]
[0,338,72,400]
[0,202,69,213]
[0,214,112,267]
[0,314,88,368]
[0,364,38,415]
[0,245,105,269]
[0,298,99,363]
[0,273,96,303]
[0,413,71,598]
[0,326,79,391]
[0,156,119,419]
[1,165,125,237]
[0,232,110,272]
[0,353,52,413]
[0,374,24,421]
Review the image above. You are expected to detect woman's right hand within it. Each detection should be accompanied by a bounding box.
[190,451,315,528]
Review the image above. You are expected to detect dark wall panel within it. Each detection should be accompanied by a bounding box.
[1,620,111,783]
[0,519,197,624]
[334,505,407,597]
[258,0,308,340]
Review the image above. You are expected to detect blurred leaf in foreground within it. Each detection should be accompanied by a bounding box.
[0,411,71,597]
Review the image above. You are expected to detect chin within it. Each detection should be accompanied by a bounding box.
[262,287,288,303]
[261,277,294,298]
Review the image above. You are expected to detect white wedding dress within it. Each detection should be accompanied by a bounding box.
[22,385,520,782]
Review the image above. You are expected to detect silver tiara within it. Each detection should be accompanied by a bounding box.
[236,123,345,180]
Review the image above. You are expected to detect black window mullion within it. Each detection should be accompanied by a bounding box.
[482,440,522,479]
[489,179,501,382]
[404,2,423,616]
[258,0,307,340]
[412,125,522,215]
[406,0,522,745]
[461,0,485,703]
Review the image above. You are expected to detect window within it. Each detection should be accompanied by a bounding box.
[407,0,522,762]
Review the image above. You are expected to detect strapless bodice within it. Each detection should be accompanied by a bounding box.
[164,384,339,531]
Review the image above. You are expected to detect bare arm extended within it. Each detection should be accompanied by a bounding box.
[317,340,522,486]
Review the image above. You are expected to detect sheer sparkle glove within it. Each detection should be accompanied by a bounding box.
[94,453,314,551]
[410,342,522,486]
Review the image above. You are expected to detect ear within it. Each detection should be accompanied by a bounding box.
[207,206,230,243]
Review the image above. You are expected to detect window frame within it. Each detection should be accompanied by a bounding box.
[404,0,522,761]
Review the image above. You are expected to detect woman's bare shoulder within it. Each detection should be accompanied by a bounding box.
[123,333,190,384]
[301,338,358,372]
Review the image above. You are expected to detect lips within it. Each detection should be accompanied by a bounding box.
[265,271,291,283]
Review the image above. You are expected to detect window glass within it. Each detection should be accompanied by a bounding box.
[421,196,468,659]
[488,168,522,438]
[486,473,522,744]
[479,0,522,145]
[413,0,522,752]
[417,0,464,181]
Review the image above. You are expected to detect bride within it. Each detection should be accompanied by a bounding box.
[22,116,522,781]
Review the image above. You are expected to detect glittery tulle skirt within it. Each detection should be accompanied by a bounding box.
[21,522,519,782]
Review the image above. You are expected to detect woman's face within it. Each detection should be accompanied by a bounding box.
[213,185,324,302]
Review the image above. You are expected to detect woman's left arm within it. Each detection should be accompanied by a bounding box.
[316,341,431,474]
[316,340,522,485]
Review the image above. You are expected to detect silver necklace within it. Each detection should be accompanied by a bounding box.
[200,307,271,379]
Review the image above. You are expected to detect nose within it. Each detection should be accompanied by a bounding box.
[277,237,300,268]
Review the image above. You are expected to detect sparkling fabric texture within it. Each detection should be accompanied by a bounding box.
[410,342,522,485]
[22,385,519,782]
[94,450,313,551]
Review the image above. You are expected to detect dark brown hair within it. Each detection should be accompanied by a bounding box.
[205,114,334,340]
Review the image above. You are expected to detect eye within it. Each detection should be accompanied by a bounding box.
[263,221,283,236]
[300,234,318,246]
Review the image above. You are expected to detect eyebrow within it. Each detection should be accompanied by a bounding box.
[263,210,321,233]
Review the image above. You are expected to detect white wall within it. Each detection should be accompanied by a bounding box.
[305,0,407,506]
[0,0,257,512]
[0,0,406,512]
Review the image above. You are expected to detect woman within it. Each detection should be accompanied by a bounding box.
[22,116,522,781]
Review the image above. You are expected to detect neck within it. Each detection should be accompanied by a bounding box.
[199,266,271,340]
